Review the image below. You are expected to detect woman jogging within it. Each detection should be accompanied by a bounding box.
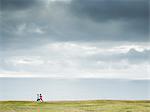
[40,94,43,102]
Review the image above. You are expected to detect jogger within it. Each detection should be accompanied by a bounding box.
[37,94,40,101]
[40,94,43,102]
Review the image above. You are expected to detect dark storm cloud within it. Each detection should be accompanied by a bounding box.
[70,0,148,21]
[0,0,149,51]
[70,0,149,40]
[0,0,42,11]
[0,0,46,50]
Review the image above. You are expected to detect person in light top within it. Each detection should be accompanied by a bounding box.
[37,94,40,102]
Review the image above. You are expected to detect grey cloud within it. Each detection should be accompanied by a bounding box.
[0,2,47,50]
[125,48,150,64]
[87,49,150,64]
[70,0,149,40]
[0,0,43,11]
[0,0,149,52]
[70,0,148,21]
[0,43,149,75]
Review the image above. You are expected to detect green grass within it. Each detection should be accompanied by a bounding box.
[0,100,150,112]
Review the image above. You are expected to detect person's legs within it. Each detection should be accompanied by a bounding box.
[40,98,43,102]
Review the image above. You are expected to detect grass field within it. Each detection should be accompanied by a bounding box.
[0,100,150,112]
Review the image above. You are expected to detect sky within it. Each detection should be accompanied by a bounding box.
[0,0,150,79]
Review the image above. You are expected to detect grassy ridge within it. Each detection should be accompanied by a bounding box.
[0,100,150,112]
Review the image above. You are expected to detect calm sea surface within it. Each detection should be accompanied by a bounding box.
[0,78,149,101]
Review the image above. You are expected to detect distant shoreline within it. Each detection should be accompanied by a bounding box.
[0,99,150,102]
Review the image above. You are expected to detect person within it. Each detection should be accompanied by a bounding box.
[40,94,43,102]
[37,94,40,102]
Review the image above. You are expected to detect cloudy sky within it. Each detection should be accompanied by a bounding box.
[0,0,149,79]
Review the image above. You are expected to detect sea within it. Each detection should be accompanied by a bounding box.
[0,78,149,101]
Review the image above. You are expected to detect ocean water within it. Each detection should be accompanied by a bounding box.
[0,78,149,101]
